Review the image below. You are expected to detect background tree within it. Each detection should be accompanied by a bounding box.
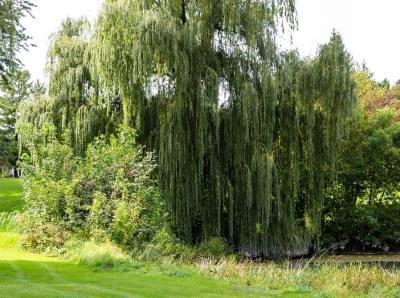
[0,67,31,172]
[0,0,34,82]
[30,80,46,97]
[322,69,400,251]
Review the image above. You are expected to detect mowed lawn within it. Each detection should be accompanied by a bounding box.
[0,232,287,298]
[0,178,310,298]
[0,178,23,213]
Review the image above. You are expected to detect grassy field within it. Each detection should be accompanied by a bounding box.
[0,178,23,213]
[0,178,307,298]
[2,178,400,298]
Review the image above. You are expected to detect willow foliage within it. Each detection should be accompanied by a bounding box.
[18,17,121,155]
[19,1,357,257]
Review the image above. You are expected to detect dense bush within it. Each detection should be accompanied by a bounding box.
[18,123,167,253]
[323,187,400,251]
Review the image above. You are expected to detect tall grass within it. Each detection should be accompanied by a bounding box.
[195,257,400,296]
[64,240,134,271]
[0,211,21,232]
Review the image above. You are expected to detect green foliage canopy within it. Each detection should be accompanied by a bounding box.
[0,68,31,169]
[322,70,400,250]
[0,0,34,82]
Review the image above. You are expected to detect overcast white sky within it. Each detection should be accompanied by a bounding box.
[20,0,400,84]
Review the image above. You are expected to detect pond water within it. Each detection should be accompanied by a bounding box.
[291,254,400,269]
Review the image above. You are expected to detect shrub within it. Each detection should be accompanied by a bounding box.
[141,228,194,261]
[20,222,71,253]
[18,123,167,252]
[73,128,166,251]
[197,237,230,258]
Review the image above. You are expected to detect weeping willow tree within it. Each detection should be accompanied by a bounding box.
[19,0,357,256]
[92,0,357,256]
